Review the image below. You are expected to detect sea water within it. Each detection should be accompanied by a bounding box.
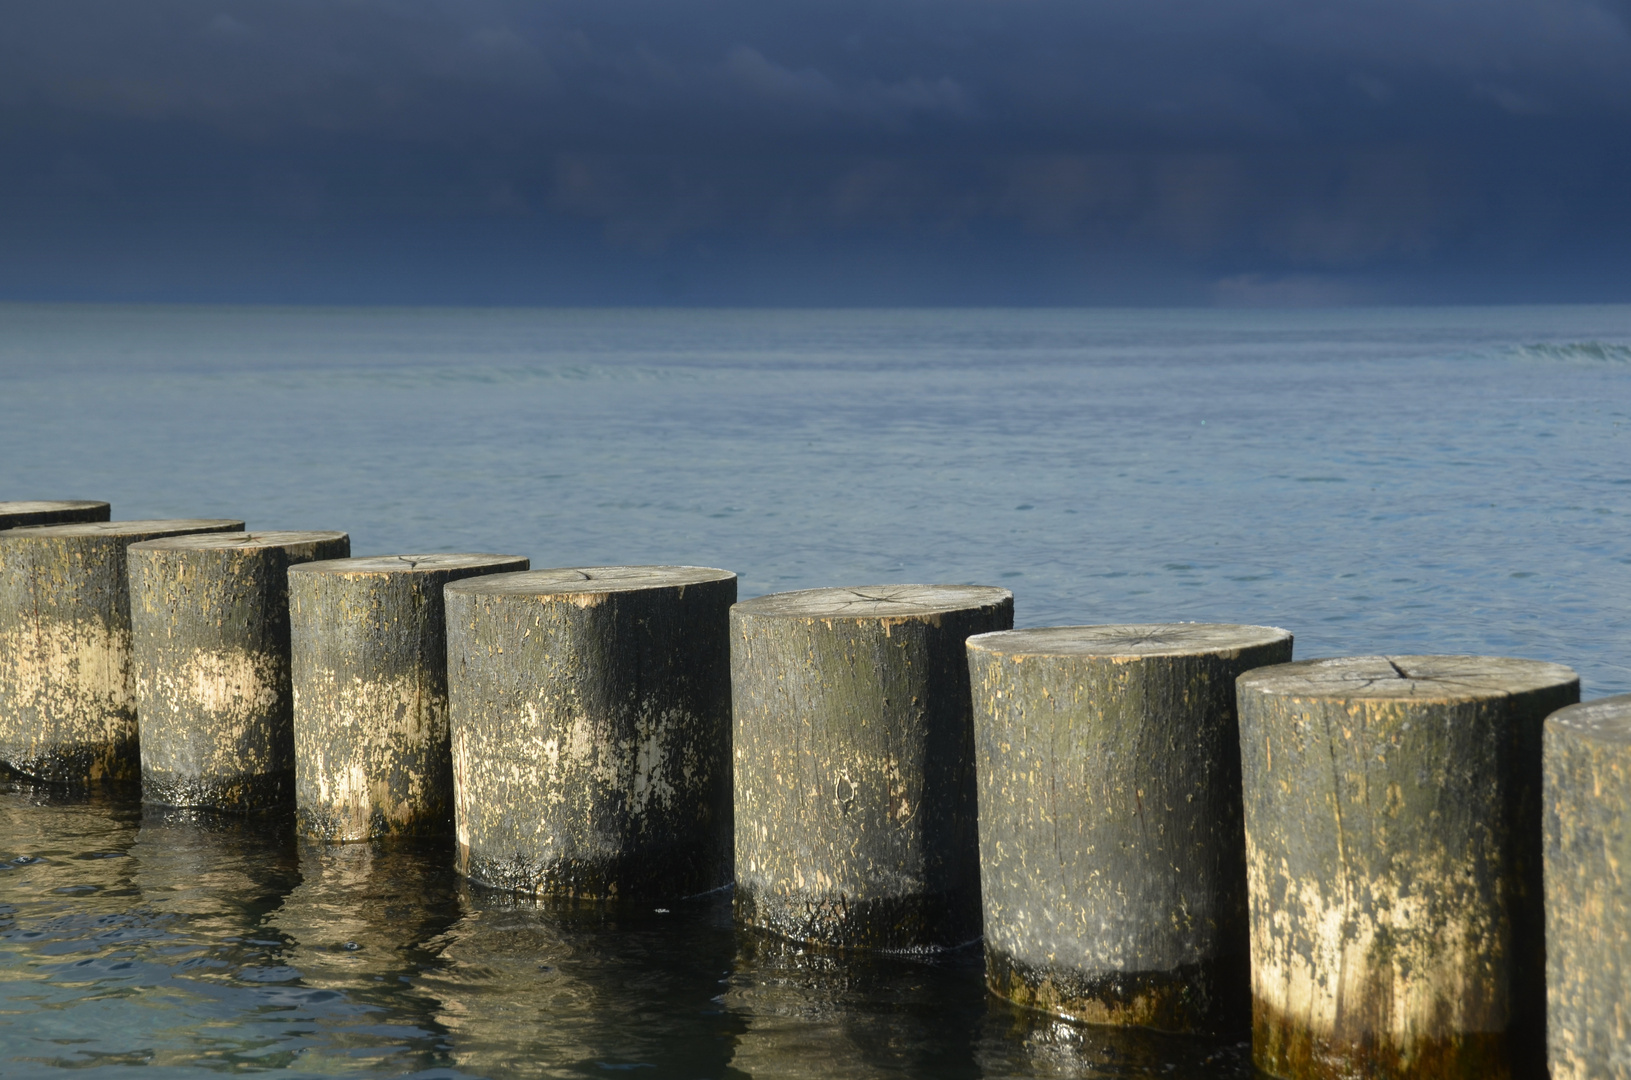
[1,303,1628,1077]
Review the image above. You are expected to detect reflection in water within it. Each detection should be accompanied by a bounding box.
[420,887,745,1079]
[2,779,1256,1077]
[122,806,311,1071]
[0,788,314,1071]
[267,836,465,1075]
[0,778,142,892]
[727,935,987,1079]
[725,936,1254,1080]
[132,805,301,933]
[975,1003,1254,1079]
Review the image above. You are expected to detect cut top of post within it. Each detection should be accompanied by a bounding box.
[1239,654,1578,703]
[290,553,527,578]
[128,530,349,552]
[733,584,1013,621]
[968,622,1290,660]
[445,565,735,600]
[0,519,243,540]
[0,501,111,526]
[1546,693,1631,744]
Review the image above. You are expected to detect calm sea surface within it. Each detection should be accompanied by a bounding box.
[2,303,1629,1077]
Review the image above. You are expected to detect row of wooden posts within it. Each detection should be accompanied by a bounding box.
[0,501,1625,1080]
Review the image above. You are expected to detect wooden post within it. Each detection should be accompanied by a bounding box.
[288,552,529,841]
[0,501,110,530]
[967,623,1293,1032]
[0,519,243,784]
[1543,692,1631,1080]
[129,530,350,812]
[1237,655,1578,1080]
[731,584,1014,950]
[444,565,737,900]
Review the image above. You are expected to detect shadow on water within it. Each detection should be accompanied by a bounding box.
[2,777,1255,1078]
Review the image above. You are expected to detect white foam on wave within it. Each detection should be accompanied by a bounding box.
[1506,341,1631,365]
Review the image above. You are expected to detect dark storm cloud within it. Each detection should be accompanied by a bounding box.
[3,0,1630,303]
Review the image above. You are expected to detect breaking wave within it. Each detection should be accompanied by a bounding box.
[1506,341,1631,365]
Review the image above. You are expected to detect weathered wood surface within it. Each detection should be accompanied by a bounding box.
[130,530,350,812]
[0,501,110,530]
[0,519,244,784]
[289,552,529,841]
[1543,692,1631,1080]
[967,623,1293,1032]
[1237,655,1579,1080]
[445,565,736,900]
[731,584,1014,950]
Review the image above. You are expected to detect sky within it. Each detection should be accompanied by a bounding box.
[3,0,1630,306]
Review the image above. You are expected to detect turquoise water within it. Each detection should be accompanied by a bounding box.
[2,303,1629,1077]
